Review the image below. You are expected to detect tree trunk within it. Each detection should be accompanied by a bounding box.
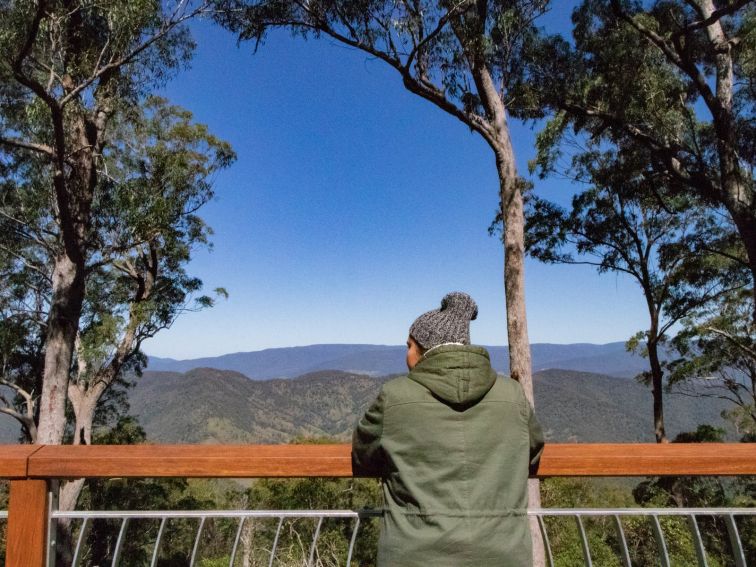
[465,39,534,397]
[58,478,86,514]
[723,187,756,323]
[493,145,543,567]
[700,0,756,322]
[68,382,100,446]
[55,385,99,563]
[37,251,85,444]
[37,107,96,445]
[54,477,86,565]
[499,168,533,392]
[240,517,254,567]
[648,339,668,443]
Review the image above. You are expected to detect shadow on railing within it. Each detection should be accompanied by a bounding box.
[1,443,754,566]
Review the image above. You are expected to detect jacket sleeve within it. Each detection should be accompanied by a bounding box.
[528,401,546,475]
[352,387,388,477]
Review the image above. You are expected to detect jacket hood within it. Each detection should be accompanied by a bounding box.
[408,344,497,406]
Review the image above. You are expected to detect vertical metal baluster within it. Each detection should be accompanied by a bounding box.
[150,517,167,567]
[687,515,709,567]
[612,515,632,567]
[47,481,59,567]
[229,517,246,567]
[346,517,361,567]
[651,515,671,567]
[71,517,90,567]
[724,514,747,567]
[189,516,206,567]
[268,517,284,567]
[111,518,130,567]
[537,514,555,567]
[307,516,324,567]
[575,515,593,567]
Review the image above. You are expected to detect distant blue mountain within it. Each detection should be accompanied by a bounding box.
[147,342,653,380]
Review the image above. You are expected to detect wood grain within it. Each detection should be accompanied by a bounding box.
[15,443,756,479]
[5,480,48,567]
[535,443,756,477]
[27,444,355,478]
[0,445,42,478]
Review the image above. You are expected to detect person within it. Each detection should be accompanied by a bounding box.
[352,291,545,567]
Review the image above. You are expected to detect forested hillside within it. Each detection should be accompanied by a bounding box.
[0,365,729,444]
[126,368,731,444]
[128,369,384,443]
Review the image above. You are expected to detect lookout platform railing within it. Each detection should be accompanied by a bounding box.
[1,443,755,566]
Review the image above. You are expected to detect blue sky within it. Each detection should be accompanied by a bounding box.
[145,6,649,359]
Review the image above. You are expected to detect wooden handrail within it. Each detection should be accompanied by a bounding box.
[0,443,751,479]
[0,445,43,478]
[2,442,755,567]
[27,444,354,478]
[536,443,756,476]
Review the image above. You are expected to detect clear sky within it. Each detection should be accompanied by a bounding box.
[145,5,649,359]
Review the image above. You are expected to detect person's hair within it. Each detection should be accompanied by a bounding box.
[410,335,427,355]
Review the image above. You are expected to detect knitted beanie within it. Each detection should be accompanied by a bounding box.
[409,292,478,350]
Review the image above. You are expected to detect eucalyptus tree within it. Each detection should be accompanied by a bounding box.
[532,0,756,320]
[213,2,549,557]
[0,0,235,530]
[525,147,748,442]
[669,288,756,438]
[0,0,223,446]
[213,0,547,394]
[1,94,234,513]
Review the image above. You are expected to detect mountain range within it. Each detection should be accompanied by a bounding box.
[0,343,730,444]
[126,367,732,444]
[147,342,656,379]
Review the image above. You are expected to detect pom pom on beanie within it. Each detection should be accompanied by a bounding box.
[409,292,478,350]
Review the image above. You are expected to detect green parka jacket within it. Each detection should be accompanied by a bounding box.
[352,344,545,567]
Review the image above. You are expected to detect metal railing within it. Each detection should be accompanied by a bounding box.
[1,443,754,567]
[53,509,376,567]
[45,507,755,567]
[534,508,754,567]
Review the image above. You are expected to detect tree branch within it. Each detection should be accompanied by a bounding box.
[0,244,52,283]
[703,326,756,359]
[298,12,494,140]
[11,1,55,104]
[0,136,55,157]
[404,0,472,70]
[674,0,751,37]
[0,378,37,441]
[60,2,211,106]
[610,0,722,119]
[0,211,57,252]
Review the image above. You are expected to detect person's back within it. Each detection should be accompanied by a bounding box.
[352,293,544,567]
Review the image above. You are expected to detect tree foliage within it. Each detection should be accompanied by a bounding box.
[532,0,756,320]
[213,0,548,132]
[0,0,230,448]
[669,288,756,437]
[524,143,748,441]
[0,93,234,442]
[0,5,234,553]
